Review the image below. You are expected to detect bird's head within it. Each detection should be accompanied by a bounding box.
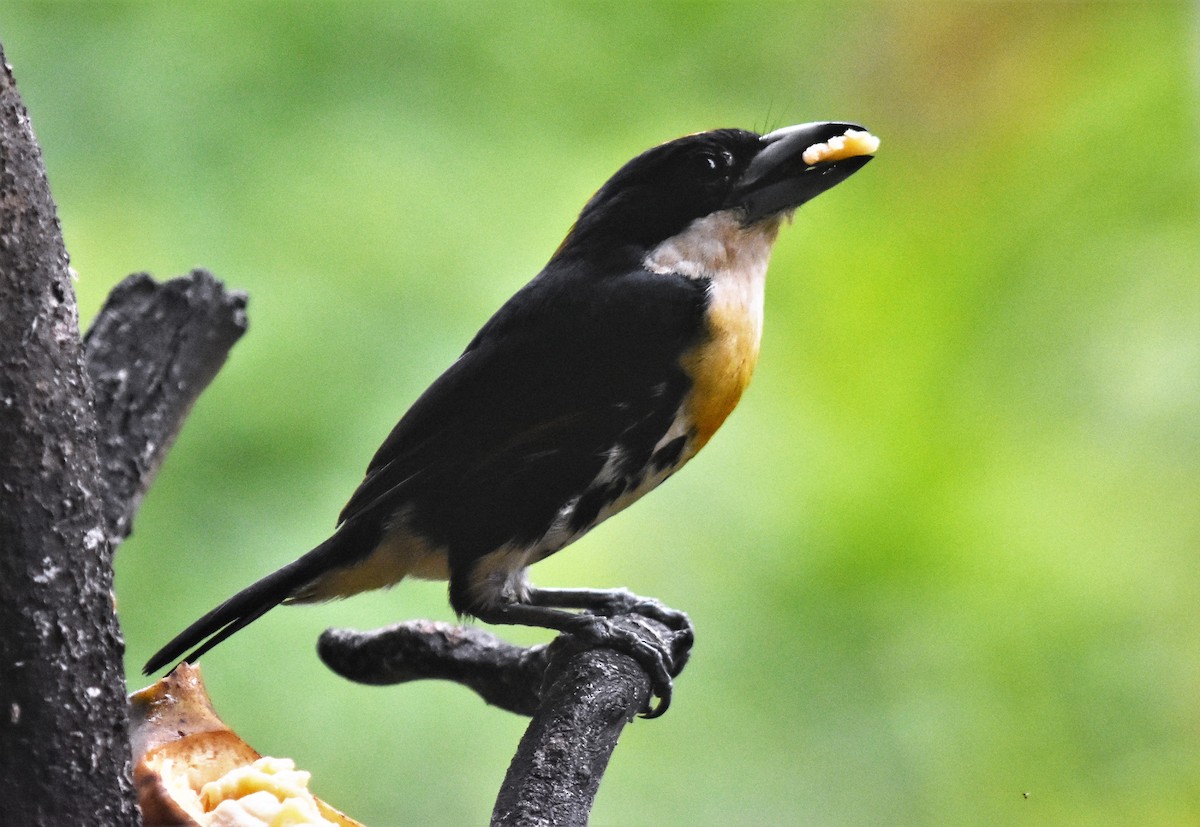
[554,121,877,266]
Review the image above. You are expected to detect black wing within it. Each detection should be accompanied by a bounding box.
[336,263,709,560]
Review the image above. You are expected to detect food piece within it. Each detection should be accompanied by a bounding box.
[203,758,337,827]
[801,128,881,166]
[129,664,363,827]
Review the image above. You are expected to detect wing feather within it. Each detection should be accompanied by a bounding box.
[337,266,709,558]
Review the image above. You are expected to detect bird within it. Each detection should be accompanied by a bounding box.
[144,121,877,716]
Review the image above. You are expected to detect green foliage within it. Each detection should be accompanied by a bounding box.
[5,2,1198,823]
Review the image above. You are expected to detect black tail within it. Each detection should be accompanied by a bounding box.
[142,533,348,675]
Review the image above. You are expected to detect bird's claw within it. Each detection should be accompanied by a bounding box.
[526,586,693,716]
[587,590,694,680]
[569,613,688,718]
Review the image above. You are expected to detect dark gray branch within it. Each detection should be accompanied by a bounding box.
[491,619,664,827]
[319,621,551,716]
[84,269,248,545]
[319,615,677,826]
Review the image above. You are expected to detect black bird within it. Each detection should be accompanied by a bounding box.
[145,121,878,716]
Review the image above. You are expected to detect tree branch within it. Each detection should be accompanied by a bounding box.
[491,618,666,827]
[319,621,550,716]
[319,614,681,826]
[84,269,248,545]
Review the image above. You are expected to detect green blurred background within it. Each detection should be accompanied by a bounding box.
[4,2,1199,824]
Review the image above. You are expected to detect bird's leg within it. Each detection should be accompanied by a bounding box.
[471,599,680,718]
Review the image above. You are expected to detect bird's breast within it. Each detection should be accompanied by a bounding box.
[681,293,763,451]
[643,209,777,454]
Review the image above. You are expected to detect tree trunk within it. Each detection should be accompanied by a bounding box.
[0,44,140,826]
[0,42,247,824]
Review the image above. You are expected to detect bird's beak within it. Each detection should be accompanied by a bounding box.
[727,121,876,223]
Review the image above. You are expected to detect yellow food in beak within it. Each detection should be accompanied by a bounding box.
[801,129,881,166]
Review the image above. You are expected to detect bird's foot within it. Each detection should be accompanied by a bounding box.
[527,586,694,677]
[477,587,694,717]
[555,612,686,719]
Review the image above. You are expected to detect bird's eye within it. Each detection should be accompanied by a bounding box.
[698,150,734,175]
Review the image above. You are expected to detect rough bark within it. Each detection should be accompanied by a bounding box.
[490,619,664,827]
[0,42,140,826]
[0,39,247,824]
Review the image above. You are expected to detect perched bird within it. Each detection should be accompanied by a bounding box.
[145,121,878,716]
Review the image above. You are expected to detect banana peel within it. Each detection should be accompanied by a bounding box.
[130,663,363,827]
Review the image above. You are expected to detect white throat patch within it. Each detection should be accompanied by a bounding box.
[642,210,781,282]
[642,209,780,349]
